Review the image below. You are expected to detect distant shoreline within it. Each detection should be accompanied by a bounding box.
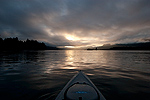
[0,37,59,51]
[87,42,150,50]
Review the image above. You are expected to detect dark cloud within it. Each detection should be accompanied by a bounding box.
[0,0,150,47]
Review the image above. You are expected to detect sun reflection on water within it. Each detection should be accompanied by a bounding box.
[64,50,76,69]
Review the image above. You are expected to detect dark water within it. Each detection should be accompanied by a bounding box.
[0,50,150,100]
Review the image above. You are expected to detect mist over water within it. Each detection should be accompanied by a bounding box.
[0,50,150,100]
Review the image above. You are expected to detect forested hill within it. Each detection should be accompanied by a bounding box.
[0,37,57,50]
[87,42,150,50]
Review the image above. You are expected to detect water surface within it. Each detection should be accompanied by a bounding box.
[0,50,150,100]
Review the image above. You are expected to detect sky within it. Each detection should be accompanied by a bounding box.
[0,0,150,48]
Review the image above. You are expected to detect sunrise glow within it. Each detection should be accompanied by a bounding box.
[65,34,80,41]
[65,46,75,48]
[66,36,74,41]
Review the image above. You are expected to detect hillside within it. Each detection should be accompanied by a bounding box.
[87,42,150,50]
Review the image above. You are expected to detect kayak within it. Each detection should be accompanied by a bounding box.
[55,71,106,100]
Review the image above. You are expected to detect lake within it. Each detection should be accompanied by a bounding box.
[0,50,150,100]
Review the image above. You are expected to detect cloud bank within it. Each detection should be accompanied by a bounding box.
[0,0,150,47]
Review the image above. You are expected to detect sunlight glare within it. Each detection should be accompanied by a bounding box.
[65,46,75,48]
[66,36,74,41]
[65,34,80,41]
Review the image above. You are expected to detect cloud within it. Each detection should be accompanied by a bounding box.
[0,0,150,47]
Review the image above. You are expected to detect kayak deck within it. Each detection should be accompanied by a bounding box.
[55,71,106,100]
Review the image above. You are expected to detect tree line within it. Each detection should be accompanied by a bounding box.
[87,42,150,50]
[0,37,47,51]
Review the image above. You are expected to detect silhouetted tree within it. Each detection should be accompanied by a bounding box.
[0,38,3,50]
[0,37,47,51]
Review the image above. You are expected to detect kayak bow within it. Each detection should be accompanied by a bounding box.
[55,71,106,100]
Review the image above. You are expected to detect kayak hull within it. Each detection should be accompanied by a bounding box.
[55,71,106,100]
